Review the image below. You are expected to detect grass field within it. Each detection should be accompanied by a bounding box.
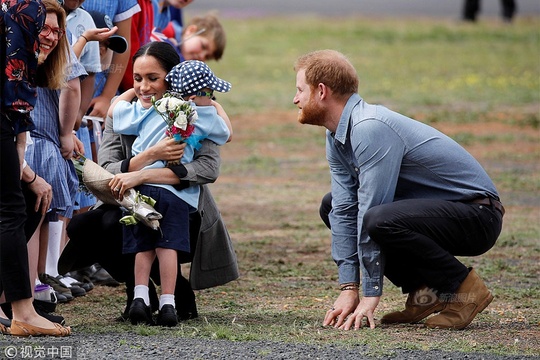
[60,15,539,357]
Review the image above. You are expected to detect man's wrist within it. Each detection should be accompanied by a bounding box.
[339,282,359,291]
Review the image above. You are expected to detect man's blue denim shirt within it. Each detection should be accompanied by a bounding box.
[326,94,499,297]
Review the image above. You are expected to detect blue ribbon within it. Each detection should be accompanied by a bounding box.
[173,134,207,150]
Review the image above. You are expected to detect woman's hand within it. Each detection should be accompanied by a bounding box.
[151,138,186,162]
[108,171,144,201]
[29,175,53,215]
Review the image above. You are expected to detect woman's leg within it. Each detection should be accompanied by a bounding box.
[0,117,67,333]
[27,217,46,295]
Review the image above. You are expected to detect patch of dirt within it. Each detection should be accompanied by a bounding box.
[210,109,539,355]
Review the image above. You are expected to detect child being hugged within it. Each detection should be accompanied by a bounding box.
[108,41,232,327]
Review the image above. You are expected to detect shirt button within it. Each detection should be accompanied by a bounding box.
[374,286,379,290]
[376,262,379,266]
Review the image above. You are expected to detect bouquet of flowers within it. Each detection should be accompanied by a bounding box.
[151,91,199,167]
[72,155,162,230]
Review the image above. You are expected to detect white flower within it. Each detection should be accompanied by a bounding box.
[167,97,185,109]
[173,113,188,130]
[156,99,169,113]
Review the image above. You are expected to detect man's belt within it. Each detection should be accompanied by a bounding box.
[470,197,505,216]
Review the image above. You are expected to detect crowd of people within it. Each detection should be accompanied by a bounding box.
[1,0,238,336]
[1,0,504,339]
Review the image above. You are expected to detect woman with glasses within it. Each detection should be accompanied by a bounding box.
[23,0,87,331]
[0,0,72,337]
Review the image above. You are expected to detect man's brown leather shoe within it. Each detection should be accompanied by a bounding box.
[381,285,445,324]
[425,268,493,330]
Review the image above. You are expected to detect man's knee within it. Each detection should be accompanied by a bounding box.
[319,192,332,229]
[364,205,393,242]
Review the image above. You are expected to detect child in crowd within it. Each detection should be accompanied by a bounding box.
[80,0,140,119]
[153,0,193,32]
[26,0,88,305]
[59,11,129,289]
[63,0,103,221]
[86,10,128,160]
[120,0,195,91]
[151,13,226,63]
[107,42,232,326]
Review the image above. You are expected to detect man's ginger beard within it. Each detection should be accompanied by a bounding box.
[298,91,328,127]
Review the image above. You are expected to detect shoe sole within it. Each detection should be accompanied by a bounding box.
[426,291,494,330]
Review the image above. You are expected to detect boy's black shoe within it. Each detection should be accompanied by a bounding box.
[156,305,178,327]
[129,298,154,325]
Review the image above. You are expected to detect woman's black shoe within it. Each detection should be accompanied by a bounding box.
[0,317,11,328]
[177,302,198,320]
[129,298,154,325]
[33,298,56,314]
[157,305,178,327]
[34,305,65,326]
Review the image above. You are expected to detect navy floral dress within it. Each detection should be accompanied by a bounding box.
[1,0,45,134]
[0,0,45,303]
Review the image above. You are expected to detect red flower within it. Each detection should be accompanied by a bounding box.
[11,98,31,112]
[6,59,27,82]
[179,124,195,138]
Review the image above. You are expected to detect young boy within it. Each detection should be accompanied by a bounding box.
[109,44,231,326]
[151,13,226,63]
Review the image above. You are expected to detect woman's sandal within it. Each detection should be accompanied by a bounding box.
[10,320,71,337]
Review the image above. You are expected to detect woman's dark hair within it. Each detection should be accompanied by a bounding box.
[132,42,180,75]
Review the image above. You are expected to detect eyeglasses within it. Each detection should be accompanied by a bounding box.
[41,24,65,39]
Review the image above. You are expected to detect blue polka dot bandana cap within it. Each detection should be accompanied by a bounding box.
[166,60,231,97]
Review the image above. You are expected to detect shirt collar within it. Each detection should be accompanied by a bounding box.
[334,93,362,145]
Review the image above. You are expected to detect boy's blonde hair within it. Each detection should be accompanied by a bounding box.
[36,0,69,89]
[183,14,226,61]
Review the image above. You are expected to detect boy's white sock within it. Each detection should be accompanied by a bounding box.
[159,294,175,310]
[134,285,150,306]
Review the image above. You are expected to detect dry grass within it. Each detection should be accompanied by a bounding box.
[58,109,540,356]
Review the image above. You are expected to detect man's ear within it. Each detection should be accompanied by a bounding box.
[318,83,329,100]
